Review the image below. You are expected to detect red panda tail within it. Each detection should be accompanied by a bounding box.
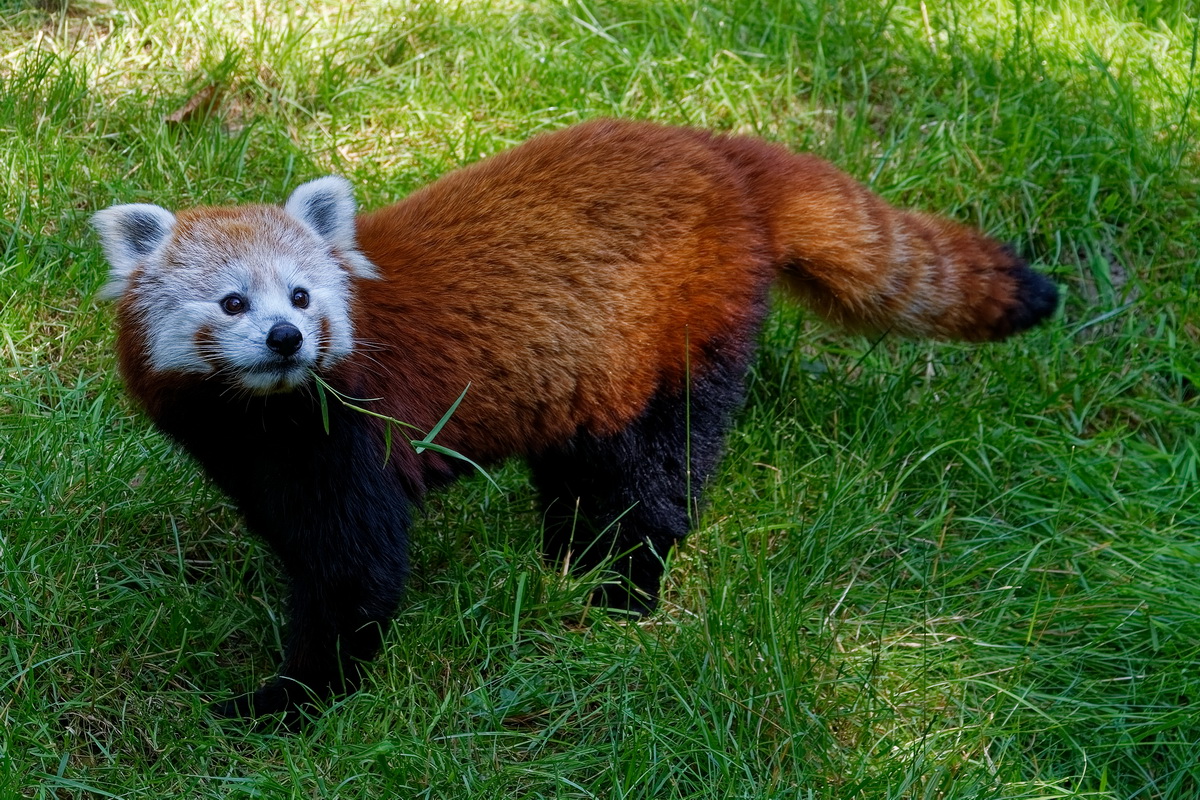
[716,135,1058,342]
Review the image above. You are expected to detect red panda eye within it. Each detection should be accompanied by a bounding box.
[291,288,310,309]
[220,294,247,315]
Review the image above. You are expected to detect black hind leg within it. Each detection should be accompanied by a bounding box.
[530,347,751,613]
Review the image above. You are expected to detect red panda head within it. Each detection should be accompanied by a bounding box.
[94,177,378,395]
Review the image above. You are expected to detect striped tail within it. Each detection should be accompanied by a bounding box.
[715,134,1059,341]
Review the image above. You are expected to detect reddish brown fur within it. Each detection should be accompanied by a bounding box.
[116,302,171,419]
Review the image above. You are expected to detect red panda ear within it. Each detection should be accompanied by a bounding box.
[93,203,177,300]
[284,176,380,279]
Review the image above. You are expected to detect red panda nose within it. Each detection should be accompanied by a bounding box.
[266,322,303,357]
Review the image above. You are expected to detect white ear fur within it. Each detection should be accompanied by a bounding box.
[92,203,177,300]
[284,176,379,279]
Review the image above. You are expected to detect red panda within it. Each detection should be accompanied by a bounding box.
[94,119,1057,719]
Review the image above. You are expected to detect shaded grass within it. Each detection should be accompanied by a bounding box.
[2,0,1199,797]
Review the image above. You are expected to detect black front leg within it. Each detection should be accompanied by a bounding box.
[176,388,421,721]
[215,564,406,718]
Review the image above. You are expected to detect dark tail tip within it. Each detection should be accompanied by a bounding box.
[1006,262,1059,335]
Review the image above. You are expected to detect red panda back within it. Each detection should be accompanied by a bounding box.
[351,120,777,461]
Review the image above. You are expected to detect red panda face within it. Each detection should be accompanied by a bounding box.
[94,177,379,394]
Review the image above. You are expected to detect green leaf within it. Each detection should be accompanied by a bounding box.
[309,371,497,487]
[315,376,331,434]
[414,382,471,454]
[409,439,500,491]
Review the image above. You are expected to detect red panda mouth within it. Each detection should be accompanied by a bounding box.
[239,359,312,394]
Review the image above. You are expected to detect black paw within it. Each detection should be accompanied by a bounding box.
[212,679,318,725]
[591,582,658,617]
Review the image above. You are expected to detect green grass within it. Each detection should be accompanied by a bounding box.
[2,0,1199,796]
